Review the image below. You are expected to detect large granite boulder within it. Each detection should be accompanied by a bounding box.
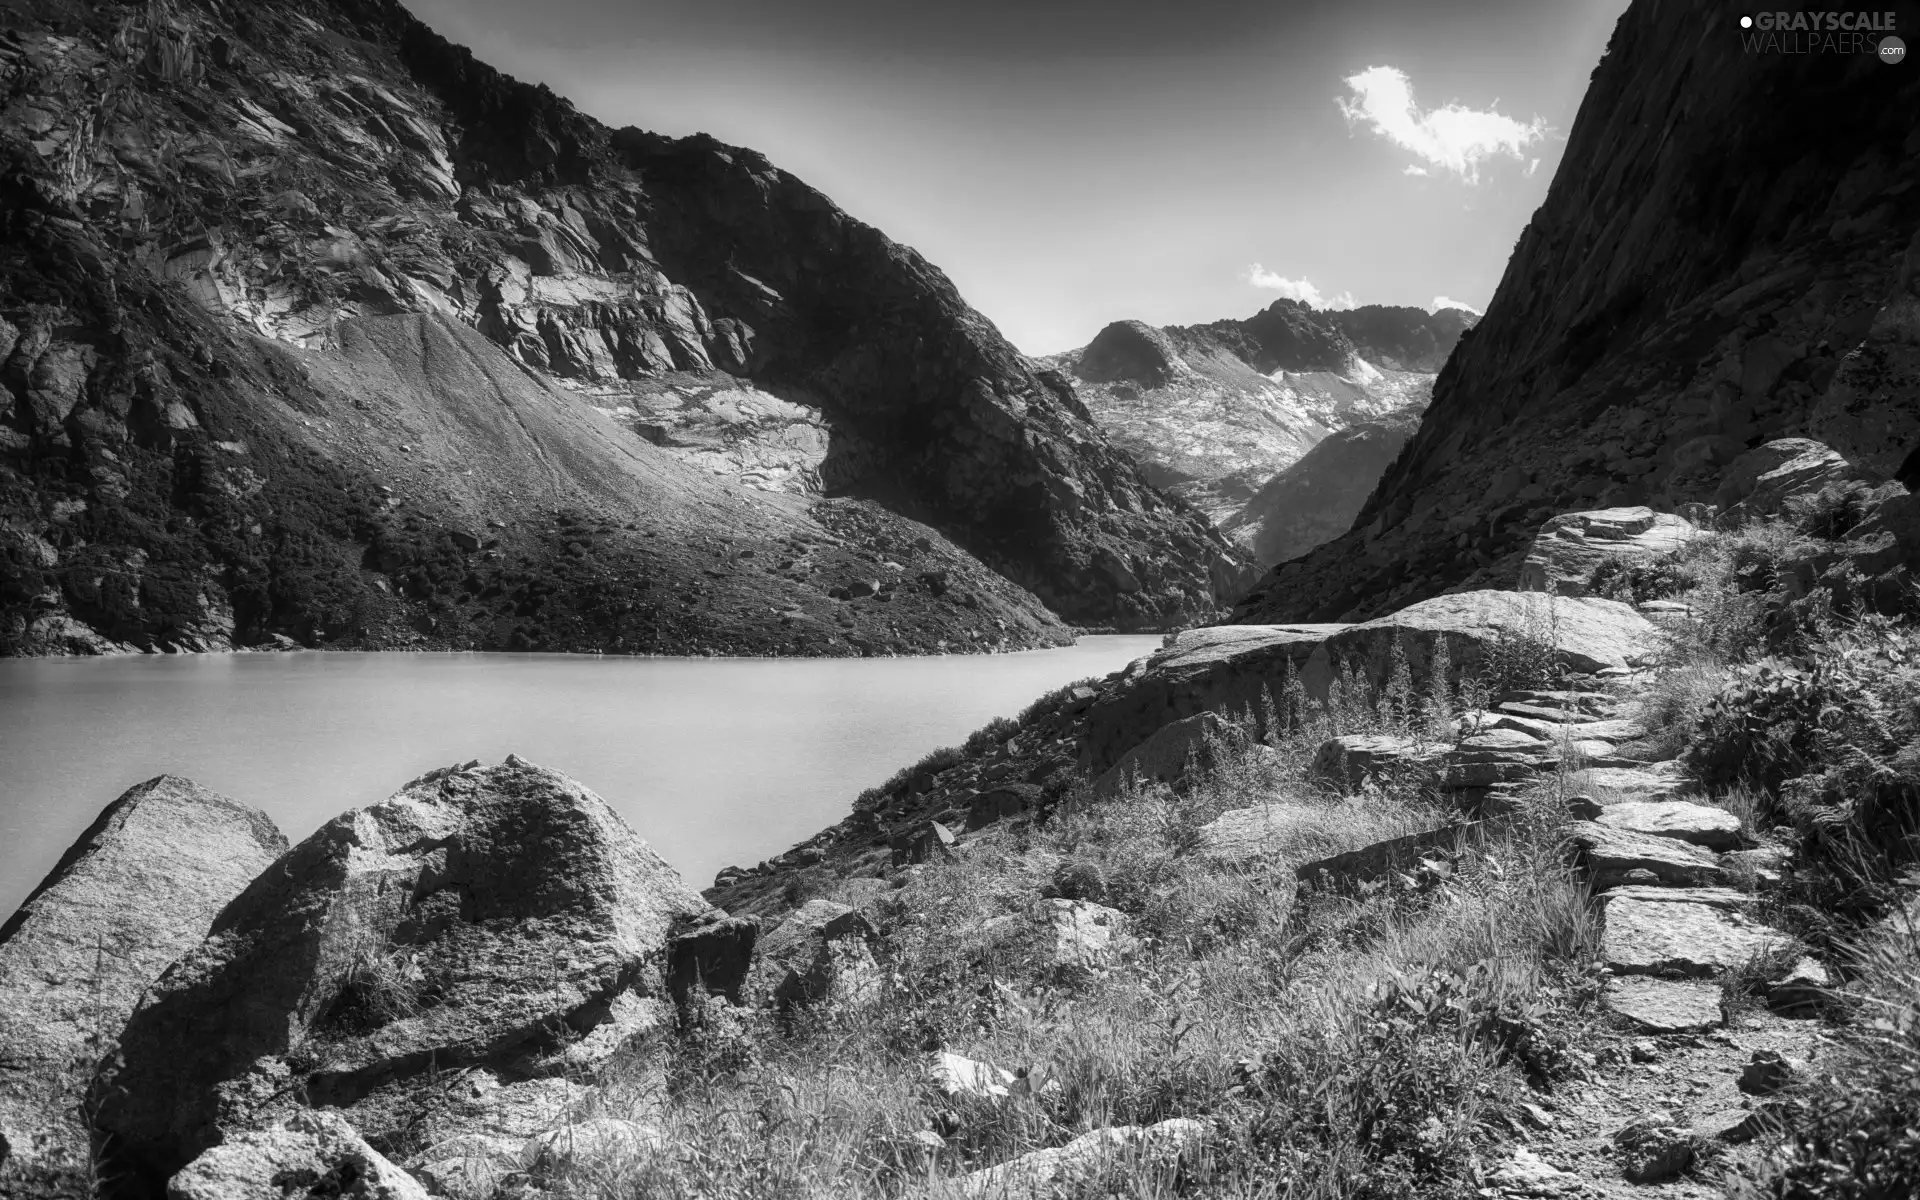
[1079,625,1345,775]
[0,778,286,1198]
[1306,592,1661,696]
[92,757,718,1194]
[1518,507,1700,596]
[1713,438,1860,519]
[1091,711,1241,796]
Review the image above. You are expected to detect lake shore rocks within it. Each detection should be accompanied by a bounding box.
[92,756,720,1194]
[0,777,286,1199]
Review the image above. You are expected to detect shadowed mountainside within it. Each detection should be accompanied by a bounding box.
[0,0,1251,655]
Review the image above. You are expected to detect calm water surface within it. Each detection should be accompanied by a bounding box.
[0,638,1160,918]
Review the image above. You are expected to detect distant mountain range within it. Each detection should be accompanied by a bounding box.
[1036,300,1476,562]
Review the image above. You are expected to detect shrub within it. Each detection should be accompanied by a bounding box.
[964,716,1019,755]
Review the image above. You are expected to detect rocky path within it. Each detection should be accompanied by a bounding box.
[1464,668,1827,1197]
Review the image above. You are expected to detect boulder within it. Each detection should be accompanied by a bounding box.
[751,900,881,1013]
[1091,712,1237,796]
[1602,898,1790,977]
[1195,805,1317,865]
[0,778,286,1197]
[1080,625,1344,774]
[1296,823,1481,892]
[1043,900,1135,972]
[666,911,759,1007]
[1738,1049,1801,1095]
[1613,1115,1694,1183]
[959,1117,1205,1198]
[523,1118,666,1173]
[1595,800,1743,850]
[1518,507,1700,596]
[1714,438,1858,518]
[167,1110,427,1200]
[1570,821,1725,889]
[1306,591,1661,698]
[924,1052,1014,1101]
[1308,734,1442,794]
[1603,977,1725,1033]
[93,757,717,1191]
[967,782,1044,828]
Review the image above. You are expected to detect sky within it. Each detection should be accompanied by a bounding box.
[407,0,1632,354]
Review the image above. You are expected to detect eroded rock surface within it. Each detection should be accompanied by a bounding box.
[93,757,716,1192]
[0,777,285,1198]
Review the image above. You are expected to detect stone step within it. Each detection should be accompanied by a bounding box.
[1599,885,1760,909]
[1602,897,1791,977]
[1595,799,1744,850]
[1568,821,1726,889]
[1603,976,1726,1033]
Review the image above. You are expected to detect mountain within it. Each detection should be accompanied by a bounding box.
[1036,302,1473,524]
[0,0,1252,656]
[1235,1,1920,624]
[1220,408,1420,565]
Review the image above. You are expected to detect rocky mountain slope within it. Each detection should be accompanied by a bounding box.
[0,0,1250,656]
[1038,302,1473,525]
[1220,407,1420,565]
[1235,0,1920,624]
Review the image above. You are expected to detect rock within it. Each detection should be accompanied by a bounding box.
[1726,844,1790,888]
[1519,507,1700,596]
[1079,625,1345,775]
[1599,885,1759,909]
[0,778,286,1197]
[959,1117,1205,1198]
[1715,438,1858,518]
[967,782,1044,828]
[1092,712,1239,796]
[448,528,481,552]
[773,935,884,1014]
[667,910,759,1007]
[1567,794,1604,820]
[167,1110,428,1200]
[1308,733,1441,793]
[1567,764,1685,800]
[1518,1102,1556,1130]
[1768,956,1830,1014]
[1694,1109,1764,1145]
[1602,898,1790,977]
[1486,1146,1582,1196]
[1630,1040,1662,1063]
[1737,1050,1800,1095]
[94,758,716,1189]
[1568,821,1726,889]
[1595,800,1743,850]
[1195,804,1317,865]
[1603,977,1725,1033]
[523,1118,666,1173]
[411,1133,524,1200]
[1295,823,1480,892]
[890,821,958,867]
[748,899,881,1012]
[925,1052,1014,1101]
[1043,900,1135,972]
[1613,1115,1694,1183]
[844,579,879,599]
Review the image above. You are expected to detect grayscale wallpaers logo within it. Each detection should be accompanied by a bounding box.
[1736,10,1905,59]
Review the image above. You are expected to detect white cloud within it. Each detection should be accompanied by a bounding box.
[1243,265,1356,309]
[1429,296,1483,316]
[1337,65,1547,183]
[1402,164,1428,177]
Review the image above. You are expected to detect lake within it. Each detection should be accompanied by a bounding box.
[0,638,1160,920]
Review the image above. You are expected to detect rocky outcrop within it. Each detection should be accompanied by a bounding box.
[1041,303,1471,525]
[167,1111,427,1200]
[1232,1,1920,624]
[1518,507,1700,596]
[0,778,286,1199]
[1222,413,1420,565]
[0,0,1247,659]
[92,757,715,1194]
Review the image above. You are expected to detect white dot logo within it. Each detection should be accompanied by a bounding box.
[1881,35,1907,64]
[1740,14,1753,27]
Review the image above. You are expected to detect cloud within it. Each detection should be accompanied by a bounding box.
[1430,296,1483,316]
[1402,164,1428,177]
[1243,265,1356,309]
[1337,66,1547,182]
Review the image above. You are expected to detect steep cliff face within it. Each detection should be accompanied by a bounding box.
[1039,302,1472,522]
[0,0,1248,655]
[1237,0,1920,623]
[1221,411,1420,565]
